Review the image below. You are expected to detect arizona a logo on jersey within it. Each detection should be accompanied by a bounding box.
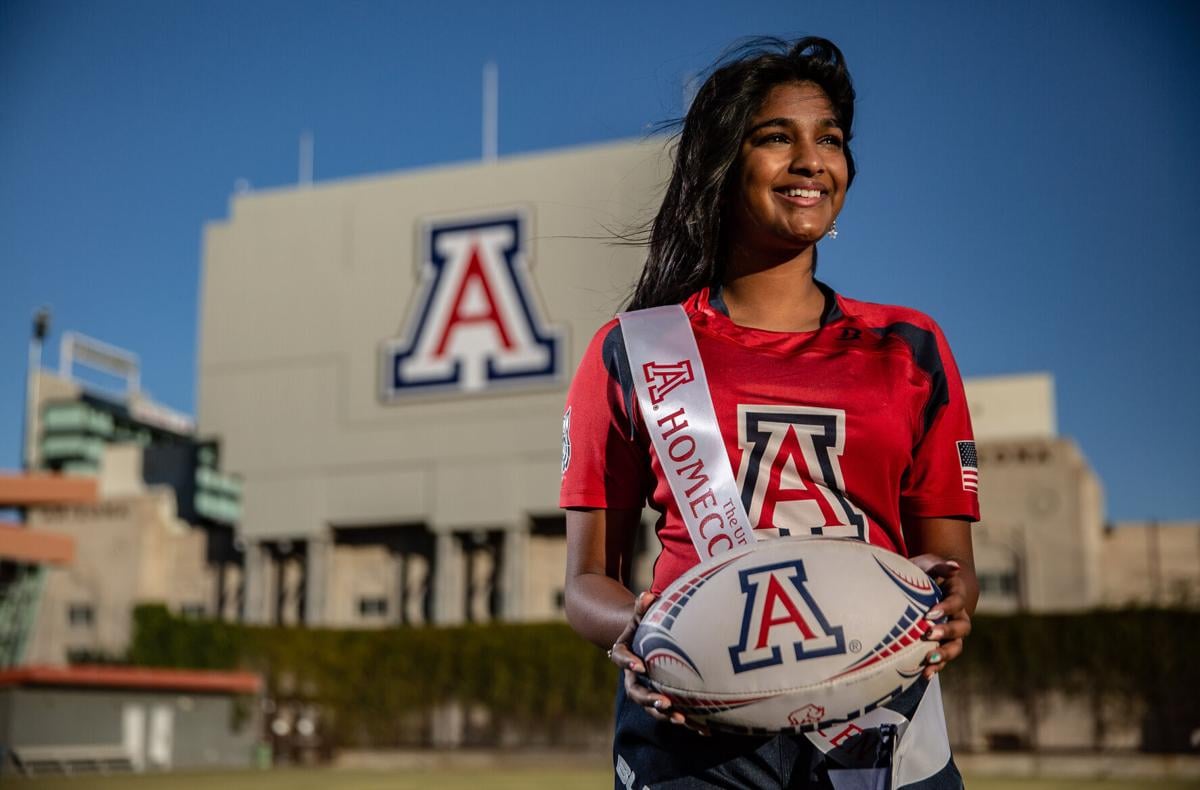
[736,405,868,540]
[382,212,564,399]
[729,559,846,673]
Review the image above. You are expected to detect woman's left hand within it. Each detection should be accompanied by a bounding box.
[909,554,973,680]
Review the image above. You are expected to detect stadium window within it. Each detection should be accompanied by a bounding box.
[358,596,388,618]
[68,603,95,627]
[978,572,1018,596]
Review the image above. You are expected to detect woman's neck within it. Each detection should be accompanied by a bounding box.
[720,244,826,332]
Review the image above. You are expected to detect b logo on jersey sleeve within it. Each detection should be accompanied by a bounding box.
[729,559,846,673]
[382,212,564,399]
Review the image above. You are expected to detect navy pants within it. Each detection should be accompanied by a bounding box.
[611,677,962,789]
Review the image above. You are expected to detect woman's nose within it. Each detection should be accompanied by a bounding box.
[789,141,822,176]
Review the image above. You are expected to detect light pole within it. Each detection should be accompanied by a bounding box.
[22,308,50,470]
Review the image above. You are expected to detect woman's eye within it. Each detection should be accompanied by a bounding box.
[759,133,790,145]
[820,135,844,148]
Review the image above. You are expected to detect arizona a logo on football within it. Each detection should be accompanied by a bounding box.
[729,559,845,673]
[382,212,563,398]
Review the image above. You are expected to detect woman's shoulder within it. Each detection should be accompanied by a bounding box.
[583,316,623,345]
[576,316,633,382]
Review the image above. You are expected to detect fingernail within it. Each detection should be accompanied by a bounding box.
[928,652,942,664]
[653,699,662,710]
[926,610,944,621]
[672,713,685,724]
[926,628,942,641]
[946,560,960,568]
[631,662,644,673]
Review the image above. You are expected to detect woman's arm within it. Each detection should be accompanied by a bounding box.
[565,506,691,726]
[563,507,641,648]
[904,516,979,678]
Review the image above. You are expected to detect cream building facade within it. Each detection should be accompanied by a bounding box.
[24,444,239,665]
[964,373,1200,613]
[21,345,245,665]
[199,140,670,627]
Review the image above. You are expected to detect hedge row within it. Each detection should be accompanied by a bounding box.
[128,605,615,746]
[944,609,1200,751]
[127,606,1200,750]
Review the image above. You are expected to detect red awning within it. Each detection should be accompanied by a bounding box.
[0,472,98,507]
[0,665,261,695]
[0,524,74,565]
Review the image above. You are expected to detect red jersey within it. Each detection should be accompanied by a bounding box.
[559,284,980,594]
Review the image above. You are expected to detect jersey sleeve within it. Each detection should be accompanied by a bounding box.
[899,321,981,522]
[558,320,650,510]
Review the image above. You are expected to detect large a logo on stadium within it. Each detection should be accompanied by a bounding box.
[381,212,564,399]
[735,405,867,540]
[729,559,846,673]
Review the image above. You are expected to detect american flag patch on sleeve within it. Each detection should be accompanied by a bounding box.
[957,440,979,492]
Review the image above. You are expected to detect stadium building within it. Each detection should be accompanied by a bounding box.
[197,140,668,628]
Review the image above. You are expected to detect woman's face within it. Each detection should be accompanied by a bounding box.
[728,81,848,257]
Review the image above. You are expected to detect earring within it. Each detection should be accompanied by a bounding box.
[826,220,839,240]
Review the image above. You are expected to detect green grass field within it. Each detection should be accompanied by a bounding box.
[6,769,1200,790]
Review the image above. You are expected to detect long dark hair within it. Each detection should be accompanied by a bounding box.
[627,36,857,310]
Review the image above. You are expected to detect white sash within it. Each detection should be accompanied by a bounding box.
[618,305,756,560]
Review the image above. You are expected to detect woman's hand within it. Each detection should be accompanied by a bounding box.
[609,591,709,733]
[909,554,972,680]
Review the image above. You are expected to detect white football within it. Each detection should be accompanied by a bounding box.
[632,537,943,734]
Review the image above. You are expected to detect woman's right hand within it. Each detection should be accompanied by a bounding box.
[608,591,696,728]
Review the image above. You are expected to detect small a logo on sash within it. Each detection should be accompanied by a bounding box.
[642,360,694,405]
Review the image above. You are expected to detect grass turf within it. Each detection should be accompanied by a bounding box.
[5,769,1200,790]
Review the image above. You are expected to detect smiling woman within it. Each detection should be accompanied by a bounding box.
[560,37,980,790]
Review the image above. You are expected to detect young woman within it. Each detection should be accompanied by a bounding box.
[560,37,979,789]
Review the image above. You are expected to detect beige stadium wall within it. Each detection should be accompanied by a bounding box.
[198,139,671,625]
[972,437,1105,612]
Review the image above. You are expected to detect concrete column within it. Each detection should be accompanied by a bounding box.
[280,556,300,626]
[305,537,331,626]
[501,528,528,621]
[401,552,431,625]
[467,546,495,622]
[242,541,269,625]
[432,531,463,625]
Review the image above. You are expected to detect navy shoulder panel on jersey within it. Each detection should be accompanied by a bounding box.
[869,322,949,436]
[600,322,638,436]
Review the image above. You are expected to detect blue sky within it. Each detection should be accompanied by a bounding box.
[1,0,1197,520]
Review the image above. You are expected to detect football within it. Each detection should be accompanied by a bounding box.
[632,536,943,734]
